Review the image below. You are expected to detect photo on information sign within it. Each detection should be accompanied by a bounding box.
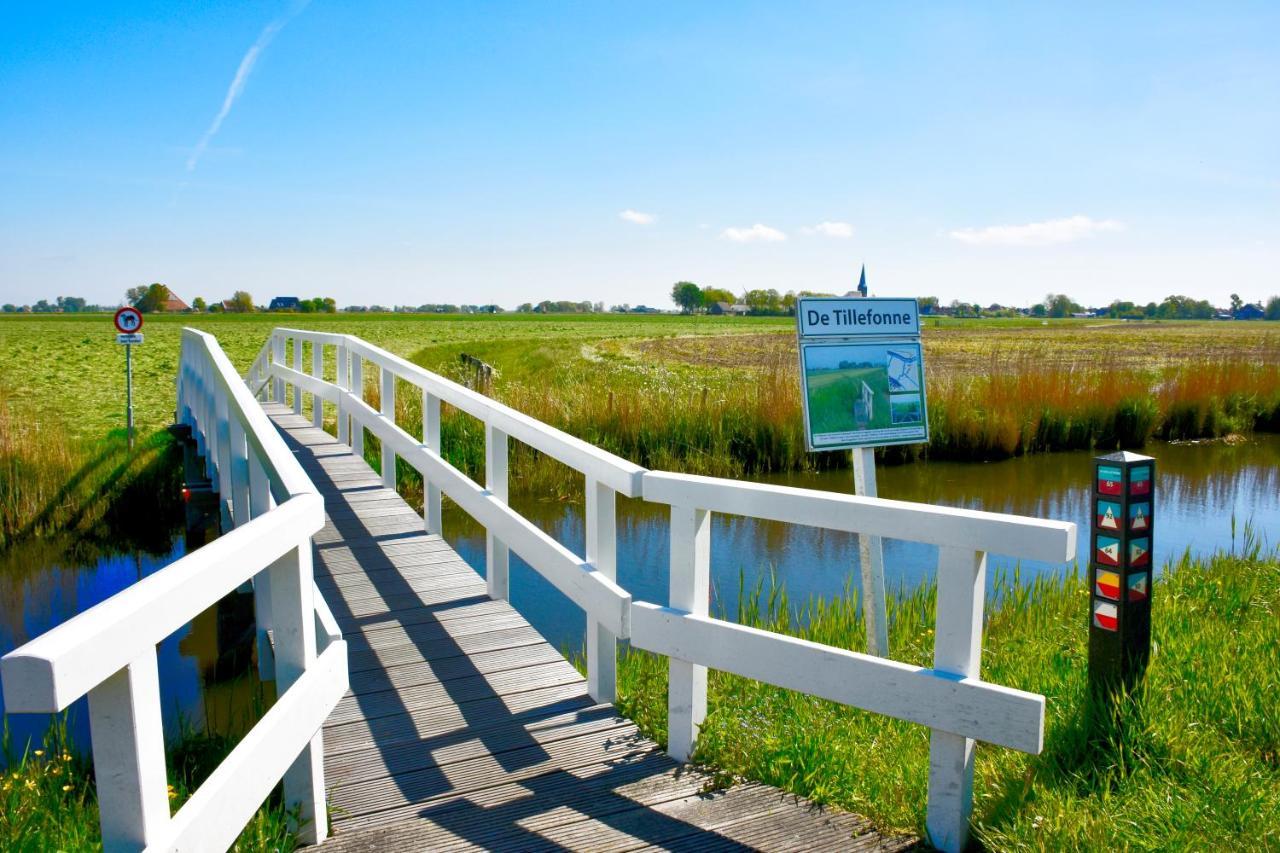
[800,340,929,449]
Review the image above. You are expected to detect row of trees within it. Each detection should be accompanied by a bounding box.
[2,296,111,313]
[671,282,838,315]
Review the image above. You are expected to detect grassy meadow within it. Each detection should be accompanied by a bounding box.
[2,312,1278,544]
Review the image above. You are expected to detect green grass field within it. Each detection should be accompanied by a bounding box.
[805,366,891,433]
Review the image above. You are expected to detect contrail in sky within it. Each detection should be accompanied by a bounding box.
[186,2,310,172]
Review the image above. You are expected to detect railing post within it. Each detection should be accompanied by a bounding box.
[926,546,988,853]
[229,415,250,527]
[312,340,324,429]
[292,335,303,416]
[423,391,442,535]
[249,453,275,681]
[215,390,233,532]
[201,358,216,481]
[380,366,396,490]
[485,424,509,600]
[350,355,364,458]
[272,332,285,403]
[585,478,618,703]
[268,539,328,844]
[667,504,710,762]
[87,650,169,852]
[336,344,349,444]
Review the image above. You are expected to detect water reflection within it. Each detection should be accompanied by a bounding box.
[0,537,263,760]
[441,436,1280,655]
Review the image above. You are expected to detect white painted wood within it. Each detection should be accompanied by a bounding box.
[630,601,1041,753]
[585,478,617,703]
[291,335,303,415]
[311,340,324,429]
[350,355,364,457]
[272,333,285,403]
[158,642,348,853]
[485,424,510,601]
[853,447,889,657]
[87,651,169,852]
[643,471,1076,562]
[268,541,327,843]
[249,453,276,681]
[926,547,988,852]
[336,344,349,444]
[313,582,341,651]
[423,390,442,535]
[381,366,397,490]
[667,504,710,763]
[214,392,234,531]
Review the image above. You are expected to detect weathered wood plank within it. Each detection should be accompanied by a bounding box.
[262,404,906,852]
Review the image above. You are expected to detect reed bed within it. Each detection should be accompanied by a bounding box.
[599,537,1280,848]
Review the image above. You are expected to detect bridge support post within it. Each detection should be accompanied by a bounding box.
[249,454,275,681]
[312,341,324,430]
[215,390,234,533]
[336,344,349,444]
[423,391,442,535]
[229,415,250,528]
[350,356,364,458]
[485,425,509,600]
[87,651,169,852]
[925,546,987,853]
[667,504,710,762]
[272,333,285,404]
[381,367,397,490]
[292,335,303,416]
[269,541,328,845]
[586,478,617,703]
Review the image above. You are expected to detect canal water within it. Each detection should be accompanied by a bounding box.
[2,435,1277,758]
[443,435,1280,656]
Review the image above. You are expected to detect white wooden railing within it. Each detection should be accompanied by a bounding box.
[253,326,1077,852]
[0,328,348,852]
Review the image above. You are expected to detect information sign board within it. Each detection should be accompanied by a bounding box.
[796,296,929,451]
[117,333,144,344]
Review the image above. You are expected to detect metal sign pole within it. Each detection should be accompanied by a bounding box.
[853,446,889,656]
[126,342,134,450]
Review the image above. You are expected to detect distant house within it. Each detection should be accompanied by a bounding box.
[630,305,662,314]
[1235,303,1264,320]
[269,296,301,311]
[728,303,750,316]
[708,301,734,316]
[160,293,190,312]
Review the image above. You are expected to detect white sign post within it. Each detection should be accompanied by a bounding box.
[114,308,144,450]
[796,296,929,658]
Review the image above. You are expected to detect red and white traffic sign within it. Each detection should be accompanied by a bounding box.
[114,306,144,333]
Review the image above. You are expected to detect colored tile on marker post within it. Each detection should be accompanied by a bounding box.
[1127,572,1149,602]
[1129,502,1150,531]
[1093,601,1118,631]
[1096,535,1121,567]
[1130,465,1151,496]
[1095,569,1121,600]
[1097,465,1124,495]
[1128,537,1151,568]
[1096,500,1121,530]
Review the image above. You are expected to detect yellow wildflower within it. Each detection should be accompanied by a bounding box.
[33,749,43,757]
[25,779,36,789]
[62,753,72,762]
[62,784,73,792]
[51,766,62,776]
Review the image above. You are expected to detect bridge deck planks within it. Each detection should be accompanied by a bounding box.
[264,404,914,851]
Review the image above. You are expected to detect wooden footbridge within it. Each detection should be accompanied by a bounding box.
[0,327,1076,853]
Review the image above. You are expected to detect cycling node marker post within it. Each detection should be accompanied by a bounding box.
[1088,451,1155,699]
[114,307,144,450]
[795,291,928,658]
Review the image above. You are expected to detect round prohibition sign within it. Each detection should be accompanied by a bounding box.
[114,306,144,333]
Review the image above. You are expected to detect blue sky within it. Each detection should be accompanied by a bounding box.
[1,2,1276,309]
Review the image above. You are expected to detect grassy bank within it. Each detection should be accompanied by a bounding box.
[2,704,299,850]
[600,541,1280,848]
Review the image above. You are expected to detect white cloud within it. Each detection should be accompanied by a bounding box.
[802,221,854,238]
[619,209,655,225]
[186,3,309,173]
[722,223,787,243]
[948,215,1124,247]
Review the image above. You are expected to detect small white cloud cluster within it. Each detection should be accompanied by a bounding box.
[949,215,1124,247]
[722,223,787,243]
[619,209,655,225]
[802,221,854,239]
